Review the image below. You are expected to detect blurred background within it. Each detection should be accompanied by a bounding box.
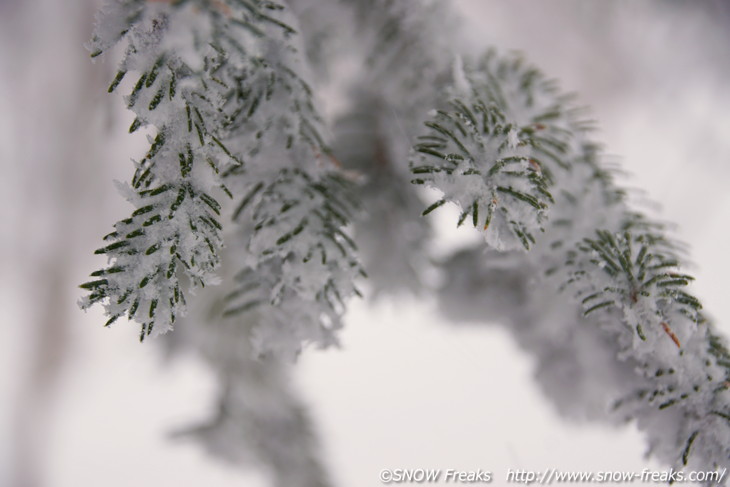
[1,0,729,486]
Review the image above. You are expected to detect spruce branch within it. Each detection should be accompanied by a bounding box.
[328,0,457,295]
[411,102,552,251]
[163,278,335,487]
[81,0,362,352]
[431,48,730,477]
[332,95,433,296]
[224,168,364,358]
[78,0,730,481]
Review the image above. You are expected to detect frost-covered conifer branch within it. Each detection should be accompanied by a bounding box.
[79,0,730,482]
[333,97,433,296]
[81,0,362,354]
[412,101,553,251]
[223,167,364,358]
[329,0,456,295]
[164,285,334,487]
[426,50,730,477]
[182,372,333,487]
[82,1,362,479]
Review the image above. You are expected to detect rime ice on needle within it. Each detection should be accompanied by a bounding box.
[410,50,583,252]
[427,50,730,480]
[80,0,730,481]
[80,0,362,354]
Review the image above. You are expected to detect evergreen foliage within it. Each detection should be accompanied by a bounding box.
[80,0,730,482]
[81,0,361,354]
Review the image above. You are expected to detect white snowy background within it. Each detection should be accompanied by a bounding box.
[1,1,729,486]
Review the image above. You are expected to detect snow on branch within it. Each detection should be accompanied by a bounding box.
[81,0,362,352]
[432,49,730,477]
[79,0,730,481]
